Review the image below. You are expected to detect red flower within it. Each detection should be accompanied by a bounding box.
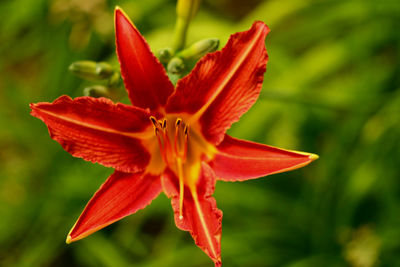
[30,7,318,266]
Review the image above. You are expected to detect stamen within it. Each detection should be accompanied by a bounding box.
[151,116,191,220]
[162,129,173,160]
[155,128,168,164]
[174,120,180,156]
[174,118,188,160]
[176,157,185,220]
[183,125,188,160]
[150,116,158,127]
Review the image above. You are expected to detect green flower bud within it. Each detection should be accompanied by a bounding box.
[69,61,114,80]
[167,57,185,75]
[173,0,202,51]
[95,62,114,79]
[83,85,110,98]
[176,0,201,21]
[108,72,121,88]
[177,38,219,60]
[157,48,174,64]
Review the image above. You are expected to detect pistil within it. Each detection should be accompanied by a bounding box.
[176,157,185,220]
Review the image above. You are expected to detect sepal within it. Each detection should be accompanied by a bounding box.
[115,7,174,111]
[67,171,162,242]
[210,135,318,181]
[30,95,153,173]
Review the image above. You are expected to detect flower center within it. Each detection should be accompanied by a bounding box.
[150,116,191,220]
[150,116,188,166]
[148,115,217,220]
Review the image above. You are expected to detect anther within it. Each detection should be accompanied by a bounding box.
[162,119,167,129]
[150,116,158,127]
[174,121,180,156]
[183,125,188,160]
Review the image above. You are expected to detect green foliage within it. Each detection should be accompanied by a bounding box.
[0,0,399,266]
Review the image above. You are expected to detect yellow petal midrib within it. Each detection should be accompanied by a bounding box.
[188,26,265,124]
[39,109,154,140]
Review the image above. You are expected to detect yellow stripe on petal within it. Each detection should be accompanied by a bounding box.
[188,25,266,124]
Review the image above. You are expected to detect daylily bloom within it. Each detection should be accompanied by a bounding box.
[30,7,318,266]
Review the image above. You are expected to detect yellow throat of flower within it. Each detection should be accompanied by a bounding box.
[147,115,216,219]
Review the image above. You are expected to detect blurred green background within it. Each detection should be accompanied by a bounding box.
[1,0,399,266]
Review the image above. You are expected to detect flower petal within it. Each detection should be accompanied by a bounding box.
[162,164,222,266]
[67,171,162,243]
[166,21,269,144]
[210,135,319,181]
[115,7,174,112]
[30,95,152,173]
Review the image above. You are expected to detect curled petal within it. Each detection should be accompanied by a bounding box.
[210,135,318,181]
[162,164,222,266]
[30,96,152,173]
[115,7,174,112]
[166,21,269,145]
[67,171,162,243]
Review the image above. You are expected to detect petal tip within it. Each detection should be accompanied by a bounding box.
[114,6,133,26]
[309,153,319,161]
[114,6,132,27]
[214,259,222,267]
[29,103,37,115]
[65,235,73,244]
[252,20,271,34]
[114,6,124,15]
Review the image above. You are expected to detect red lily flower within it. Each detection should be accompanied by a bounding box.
[30,7,318,266]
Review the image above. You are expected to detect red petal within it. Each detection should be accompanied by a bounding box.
[166,21,269,144]
[210,135,319,181]
[115,7,174,112]
[162,164,222,266]
[30,96,152,173]
[67,171,161,243]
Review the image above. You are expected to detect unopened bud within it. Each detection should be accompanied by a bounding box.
[69,61,114,80]
[95,62,114,78]
[167,57,185,75]
[108,72,121,88]
[176,0,201,21]
[83,85,110,98]
[157,48,173,64]
[177,38,219,60]
[173,0,201,51]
